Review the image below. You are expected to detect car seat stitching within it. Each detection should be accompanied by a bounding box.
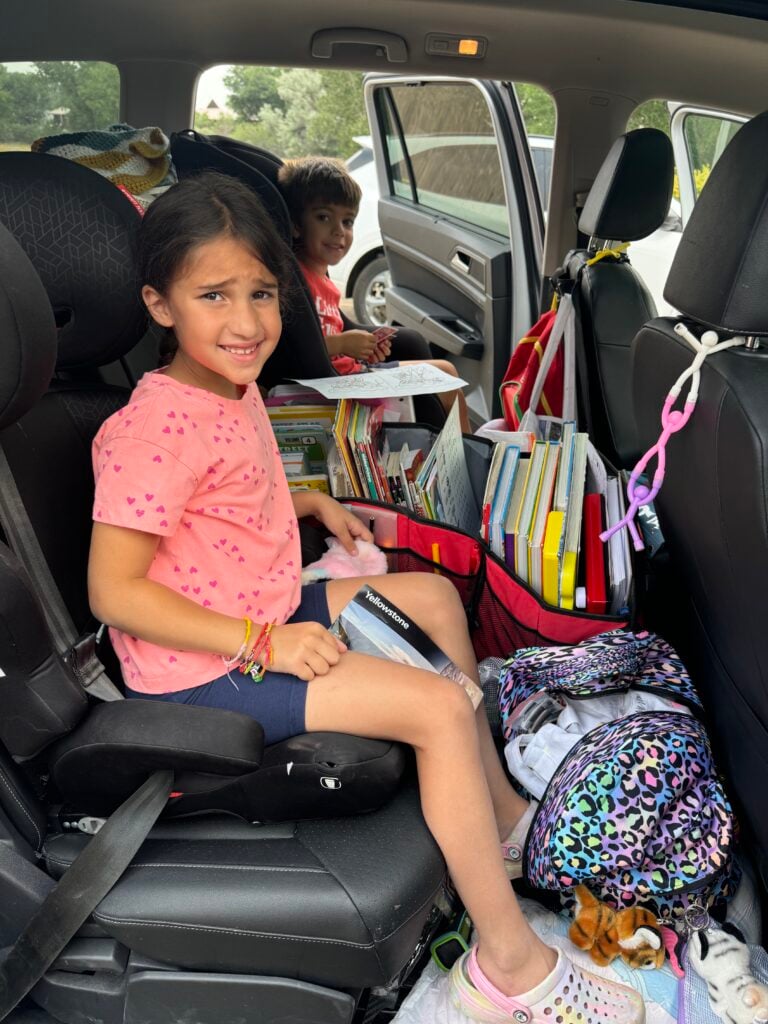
[91,912,375,948]
[0,767,42,849]
[293,833,384,971]
[44,855,326,873]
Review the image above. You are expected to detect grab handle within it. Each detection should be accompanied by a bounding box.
[311,29,408,63]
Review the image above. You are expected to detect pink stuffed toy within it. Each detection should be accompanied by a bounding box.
[301,538,388,584]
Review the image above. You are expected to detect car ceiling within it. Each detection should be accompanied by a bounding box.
[4,0,768,118]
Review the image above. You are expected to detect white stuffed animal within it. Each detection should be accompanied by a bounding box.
[688,924,768,1024]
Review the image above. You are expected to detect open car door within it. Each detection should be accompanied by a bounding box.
[365,76,544,425]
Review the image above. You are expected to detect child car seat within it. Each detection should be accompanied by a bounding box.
[631,110,768,910]
[0,162,448,1023]
[0,152,407,817]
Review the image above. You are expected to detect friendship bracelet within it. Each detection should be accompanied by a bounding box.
[222,616,254,668]
[240,622,275,683]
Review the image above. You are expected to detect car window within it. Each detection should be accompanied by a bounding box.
[515,84,556,214]
[681,112,742,197]
[378,82,510,237]
[0,62,119,151]
[194,65,368,159]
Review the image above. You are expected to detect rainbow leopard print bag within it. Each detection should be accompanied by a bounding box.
[499,629,739,925]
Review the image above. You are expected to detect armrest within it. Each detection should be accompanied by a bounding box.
[50,701,263,802]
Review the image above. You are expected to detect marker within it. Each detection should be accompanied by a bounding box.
[431,542,442,574]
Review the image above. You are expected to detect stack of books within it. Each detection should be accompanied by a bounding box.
[480,422,631,615]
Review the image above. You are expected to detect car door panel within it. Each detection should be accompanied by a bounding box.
[365,76,540,424]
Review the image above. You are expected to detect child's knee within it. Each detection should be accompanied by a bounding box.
[433,359,459,379]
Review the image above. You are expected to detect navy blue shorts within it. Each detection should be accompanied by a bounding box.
[126,583,330,746]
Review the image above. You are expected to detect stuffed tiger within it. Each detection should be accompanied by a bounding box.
[688,923,768,1024]
[568,884,665,970]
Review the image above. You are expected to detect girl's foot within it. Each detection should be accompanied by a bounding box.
[500,801,537,879]
[449,946,645,1023]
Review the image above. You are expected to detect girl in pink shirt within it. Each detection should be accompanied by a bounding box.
[88,173,642,1024]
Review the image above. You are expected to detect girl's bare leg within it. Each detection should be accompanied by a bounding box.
[326,572,528,837]
[304,651,555,996]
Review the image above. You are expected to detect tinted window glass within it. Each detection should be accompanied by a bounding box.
[683,113,742,196]
[0,62,119,151]
[382,82,509,237]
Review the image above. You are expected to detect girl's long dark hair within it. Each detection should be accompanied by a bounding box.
[138,171,294,364]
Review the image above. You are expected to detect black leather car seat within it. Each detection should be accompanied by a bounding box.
[631,110,768,903]
[565,128,674,467]
[0,188,447,1023]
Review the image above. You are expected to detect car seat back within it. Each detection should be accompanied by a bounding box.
[0,220,89,762]
[0,153,143,639]
[631,110,768,899]
[567,128,673,467]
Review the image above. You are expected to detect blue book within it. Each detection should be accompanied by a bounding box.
[489,446,521,558]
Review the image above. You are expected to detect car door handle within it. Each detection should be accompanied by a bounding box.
[450,250,472,274]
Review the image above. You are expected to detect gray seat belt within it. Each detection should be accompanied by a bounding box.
[0,769,172,1022]
[0,444,122,702]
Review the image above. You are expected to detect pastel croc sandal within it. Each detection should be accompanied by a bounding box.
[448,945,645,1024]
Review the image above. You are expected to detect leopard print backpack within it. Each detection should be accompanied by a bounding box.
[498,629,739,926]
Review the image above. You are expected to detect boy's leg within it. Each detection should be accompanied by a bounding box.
[325,573,526,837]
[304,650,555,994]
[397,358,471,431]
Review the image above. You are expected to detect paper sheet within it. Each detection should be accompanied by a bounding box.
[432,400,478,534]
[294,364,468,399]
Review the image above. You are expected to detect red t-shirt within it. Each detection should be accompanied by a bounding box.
[300,262,364,375]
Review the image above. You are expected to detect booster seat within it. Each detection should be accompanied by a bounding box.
[0,154,447,1023]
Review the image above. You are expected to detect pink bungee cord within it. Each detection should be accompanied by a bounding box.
[601,322,746,552]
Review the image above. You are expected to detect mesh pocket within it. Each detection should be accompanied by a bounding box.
[385,548,478,609]
[472,577,550,661]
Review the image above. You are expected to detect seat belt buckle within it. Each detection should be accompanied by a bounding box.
[67,633,98,686]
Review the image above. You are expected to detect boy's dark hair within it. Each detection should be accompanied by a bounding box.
[138,171,294,364]
[278,156,362,226]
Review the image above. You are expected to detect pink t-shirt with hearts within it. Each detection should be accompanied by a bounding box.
[92,370,301,693]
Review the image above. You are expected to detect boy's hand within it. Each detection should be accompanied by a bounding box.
[314,494,373,554]
[338,330,380,361]
[270,621,346,680]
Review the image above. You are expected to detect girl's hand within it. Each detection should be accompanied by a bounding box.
[270,621,346,680]
[314,495,373,554]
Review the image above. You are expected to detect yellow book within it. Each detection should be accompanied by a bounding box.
[542,510,566,607]
[286,475,330,494]
[560,551,577,609]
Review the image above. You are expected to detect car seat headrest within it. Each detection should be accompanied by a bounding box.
[0,221,57,431]
[664,110,768,335]
[170,132,291,243]
[578,128,674,242]
[0,152,145,370]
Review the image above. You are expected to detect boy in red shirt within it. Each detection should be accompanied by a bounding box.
[279,156,469,430]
